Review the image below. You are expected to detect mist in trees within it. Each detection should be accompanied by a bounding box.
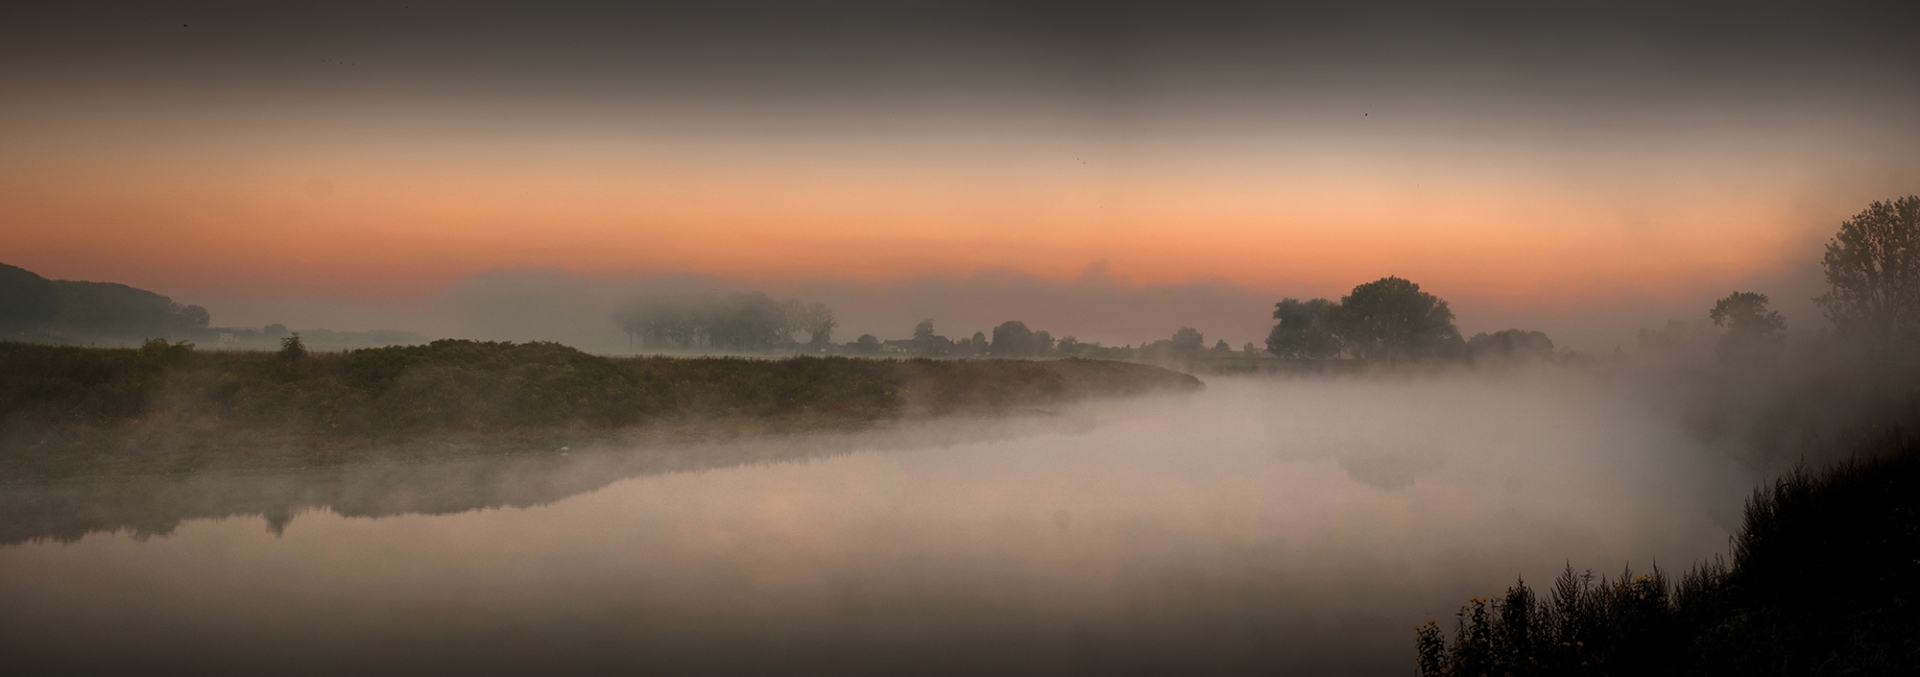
[611,291,837,353]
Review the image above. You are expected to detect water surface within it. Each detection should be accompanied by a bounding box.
[0,373,1755,675]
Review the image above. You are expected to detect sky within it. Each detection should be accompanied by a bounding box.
[4,1,1919,349]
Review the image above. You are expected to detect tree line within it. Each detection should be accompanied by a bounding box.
[1259,189,1920,370]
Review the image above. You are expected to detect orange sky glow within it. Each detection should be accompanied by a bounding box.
[5,3,1918,348]
[0,125,1847,312]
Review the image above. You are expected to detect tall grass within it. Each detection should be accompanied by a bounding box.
[1418,430,1920,675]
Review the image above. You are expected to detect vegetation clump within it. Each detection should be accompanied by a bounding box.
[1417,429,1920,676]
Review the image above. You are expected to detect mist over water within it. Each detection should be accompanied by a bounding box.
[0,373,1755,675]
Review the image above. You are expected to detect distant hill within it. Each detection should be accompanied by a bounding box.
[0,262,420,348]
[0,262,208,341]
[0,263,59,334]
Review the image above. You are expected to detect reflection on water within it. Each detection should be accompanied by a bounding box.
[0,414,1093,547]
[0,375,1755,676]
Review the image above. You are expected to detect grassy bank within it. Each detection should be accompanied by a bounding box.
[0,339,1202,481]
[1416,429,1920,676]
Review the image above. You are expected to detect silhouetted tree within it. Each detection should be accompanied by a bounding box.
[1338,276,1462,364]
[1056,335,1083,357]
[970,331,989,356]
[0,263,58,334]
[1212,339,1232,357]
[796,301,836,350]
[912,319,938,355]
[1267,297,1344,359]
[1033,330,1054,357]
[1711,291,1787,367]
[1170,327,1205,359]
[1816,195,1920,364]
[279,333,307,361]
[1466,329,1555,363]
[991,321,1035,357]
[852,333,881,354]
[176,304,210,332]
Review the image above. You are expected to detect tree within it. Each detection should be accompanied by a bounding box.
[912,319,937,355]
[1466,329,1555,363]
[1056,335,1082,358]
[706,292,790,352]
[797,302,835,350]
[1338,276,1462,364]
[970,331,988,356]
[174,305,210,332]
[613,291,833,353]
[279,332,307,362]
[1816,195,1920,363]
[1267,297,1344,359]
[1710,291,1787,367]
[1170,327,1205,359]
[852,334,881,354]
[991,321,1035,357]
[1033,330,1054,357]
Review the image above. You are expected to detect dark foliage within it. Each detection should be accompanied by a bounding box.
[1467,329,1555,364]
[1418,430,1920,676]
[1268,297,1345,359]
[1266,277,1467,363]
[991,320,1036,357]
[1816,195,1920,365]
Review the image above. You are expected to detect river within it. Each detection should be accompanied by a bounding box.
[0,372,1756,675]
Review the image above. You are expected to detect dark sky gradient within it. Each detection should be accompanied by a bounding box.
[10,3,1917,127]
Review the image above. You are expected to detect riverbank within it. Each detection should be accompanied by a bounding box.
[0,340,1202,481]
[1417,428,1920,675]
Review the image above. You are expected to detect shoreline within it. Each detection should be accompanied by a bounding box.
[0,340,1202,482]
